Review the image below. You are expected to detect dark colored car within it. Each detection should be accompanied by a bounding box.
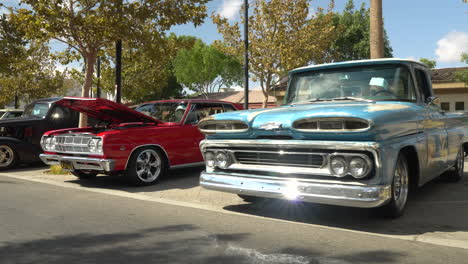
[0,98,79,170]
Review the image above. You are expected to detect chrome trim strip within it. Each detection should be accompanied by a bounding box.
[200,171,391,208]
[170,162,205,169]
[39,154,114,172]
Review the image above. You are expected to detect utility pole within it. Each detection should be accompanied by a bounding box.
[243,0,249,110]
[370,0,384,59]
[96,56,101,98]
[115,0,122,103]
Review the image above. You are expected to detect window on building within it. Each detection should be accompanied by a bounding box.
[441,102,450,111]
[455,102,465,111]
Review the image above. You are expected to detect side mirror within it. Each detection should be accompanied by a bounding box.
[426,96,440,106]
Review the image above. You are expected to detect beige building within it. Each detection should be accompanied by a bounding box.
[431,67,468,112]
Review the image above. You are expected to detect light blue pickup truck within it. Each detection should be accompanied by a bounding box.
[198,59,468,218]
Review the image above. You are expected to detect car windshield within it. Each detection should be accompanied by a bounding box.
[286,65,417,105]
[22,103,50,118]
[135,102,188,123]
[0,111,5,118]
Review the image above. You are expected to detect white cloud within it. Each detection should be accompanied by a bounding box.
[435,31,468,63]
[217,0,243,20]
[0,6,9,15]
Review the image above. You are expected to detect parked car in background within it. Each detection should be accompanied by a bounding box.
[198,59,468,218]
[0,98,79,170]
[0,109,23,120]
[40,98,243,186]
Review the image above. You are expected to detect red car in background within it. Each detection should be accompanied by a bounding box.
[39,98,243,186]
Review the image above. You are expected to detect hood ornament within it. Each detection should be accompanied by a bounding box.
[259,122,283,130]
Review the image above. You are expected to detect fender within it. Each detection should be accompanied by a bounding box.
[0,137,43,162]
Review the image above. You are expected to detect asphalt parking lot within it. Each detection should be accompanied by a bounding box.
[2,163,468,250]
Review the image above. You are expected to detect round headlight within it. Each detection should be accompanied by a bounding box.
[330,156,348,177]
[97,140,103,153]
[205,151,215,168]
[349,157,368,178]
[215,152,230,169]
[45,137,55,151]
[88,138,98,153]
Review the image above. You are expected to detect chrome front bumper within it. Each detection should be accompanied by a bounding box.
[200,171,391,208]
[39,154,115,172]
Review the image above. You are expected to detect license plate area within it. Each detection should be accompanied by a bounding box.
[60,160,74,171]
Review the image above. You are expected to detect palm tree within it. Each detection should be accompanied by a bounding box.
[370,0,384,58]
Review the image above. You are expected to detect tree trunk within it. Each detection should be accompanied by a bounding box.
[370,0,384,59]
[79,53,97,128]
[262,82,270,108]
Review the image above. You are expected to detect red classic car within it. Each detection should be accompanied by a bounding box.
[39,97,243,186]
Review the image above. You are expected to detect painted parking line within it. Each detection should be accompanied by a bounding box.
[2,173,468,251]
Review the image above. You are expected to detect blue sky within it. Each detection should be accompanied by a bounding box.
[171,0,468,69]
[1,0,467,84]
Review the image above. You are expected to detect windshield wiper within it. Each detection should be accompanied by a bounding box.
[331,97,373,102]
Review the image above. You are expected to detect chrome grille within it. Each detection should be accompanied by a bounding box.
[232,149,325,168]
[53,134,93,154]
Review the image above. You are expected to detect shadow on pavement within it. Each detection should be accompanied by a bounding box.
[0,224,405,264]
[66,166,204,193]
[223,174,468,237]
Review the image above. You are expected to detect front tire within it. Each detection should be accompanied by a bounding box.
[0,144,18,171]
[125,147,166,186]
[377,153,410,218]
[71,170,98,179]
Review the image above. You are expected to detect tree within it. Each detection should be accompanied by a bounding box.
[455,53,468,86]
[213,0,337,107]
[325,0,392,62]
[173,40,242,98]
[97,34,196,103]
[0,13,65,107]
[11,0,208,127]
[419,58,437,69]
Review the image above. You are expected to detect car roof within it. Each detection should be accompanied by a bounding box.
[31,97,64,104]
[290,58,428,75]
[140,99,239,104]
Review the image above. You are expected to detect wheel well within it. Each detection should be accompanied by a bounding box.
[125,145,170,170]
[400,146,419,191]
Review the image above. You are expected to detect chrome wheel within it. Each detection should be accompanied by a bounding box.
[0,145,14,168]
[393,155,409,211]
[135,149,161,183]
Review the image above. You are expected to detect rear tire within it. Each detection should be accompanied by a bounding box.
[376,153,410,218]
[0,144,18,171]
[442,146,464,182]
[71,170,98,179]
[125,147,166,186]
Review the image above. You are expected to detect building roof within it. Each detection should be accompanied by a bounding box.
[431,67,468,83]
[191,90,277,104]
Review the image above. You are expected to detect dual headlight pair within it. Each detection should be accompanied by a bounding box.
[41,136,103,154]
[329,155,371,179]
[204,151,231,169]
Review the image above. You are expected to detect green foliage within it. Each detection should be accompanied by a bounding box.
[419,58,437,69]
[213,0,337,107]
[455,52,468,85]
[0,14,64,107]
[173,40,242,97]
[324,0,392,62]
[9,0,208,125]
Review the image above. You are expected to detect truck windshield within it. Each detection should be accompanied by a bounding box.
[286,65,417,104]
[22,103,50,118]
[0,111,5,118]
[135,102,188,123]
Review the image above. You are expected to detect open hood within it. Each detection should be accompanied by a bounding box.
[55,97,160,124]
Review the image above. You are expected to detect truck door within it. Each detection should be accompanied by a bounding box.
[416,67,448,178]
